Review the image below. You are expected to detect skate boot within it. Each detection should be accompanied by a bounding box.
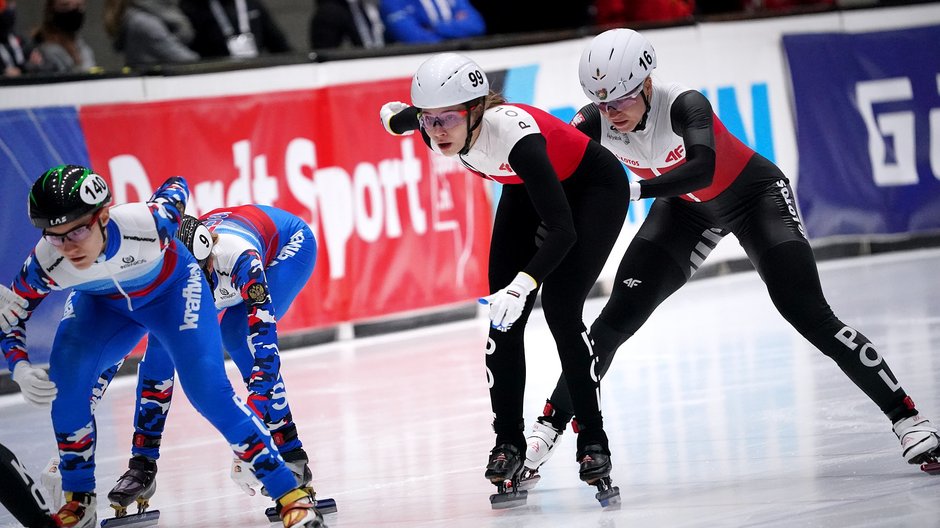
[283,448,314,489]
[520,403,568,491]
[278,488,326,528]
[577,444,620,508]
[102,455,160,527]
[485,443,527,509]
[893,414,940,473]
[263,448,314,497]
[265,450,337,522]
[54,492,97,528]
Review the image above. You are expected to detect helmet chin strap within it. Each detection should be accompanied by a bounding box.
[633,91,652,132]
[459,97,485,156]
[96,213,107,256]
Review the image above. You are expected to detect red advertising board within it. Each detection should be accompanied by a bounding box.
[80,79,492,331]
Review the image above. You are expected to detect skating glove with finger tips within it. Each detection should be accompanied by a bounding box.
[230,457,261,496]
[40,457,64,511]
[0,284,28,334]
[380,101,415,136]
[480,272,538,332]
[12,362,57,406]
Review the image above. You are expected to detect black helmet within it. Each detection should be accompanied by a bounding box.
[28,165,112,229]
[177,214,214,267]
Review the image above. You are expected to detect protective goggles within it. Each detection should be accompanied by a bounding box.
[596,85,644,113]
[418,109,468,131]
[42,209,102,247]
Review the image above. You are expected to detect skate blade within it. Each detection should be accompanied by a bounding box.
[489,489,527,509]
[516,470,540,491]
[596,486,621,509]
[264,498,338,522]
[100,510,160,528]
[920,460,940,475]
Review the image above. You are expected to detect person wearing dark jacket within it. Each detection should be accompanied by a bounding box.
[380,0,484,44]
[309,0,384,50]
[0,0,30,77]
[180,0,290,59]
[104,0,199,69]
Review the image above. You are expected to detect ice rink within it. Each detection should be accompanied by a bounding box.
[2,248,939,528]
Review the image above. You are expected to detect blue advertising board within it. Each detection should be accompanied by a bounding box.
[0,107,92,367]
[783,25,940,238]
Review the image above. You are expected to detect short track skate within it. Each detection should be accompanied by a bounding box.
[486,444,527,509]
[587,475,621,509]
[489,477,527,509]
[516,468,541,491]
[578,444,621,509]
[101,457,160,527]
[100,492,160,528]
[265,497,337,522]
[99,509,160,528]
[920,453,940,475]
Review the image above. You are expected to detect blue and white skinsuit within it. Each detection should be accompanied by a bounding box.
[0,179,298,498]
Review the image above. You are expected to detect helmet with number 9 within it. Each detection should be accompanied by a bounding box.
[28,164,112,229]
[411,52,489,109]
[579,28,657,104]
[177,215,214,267]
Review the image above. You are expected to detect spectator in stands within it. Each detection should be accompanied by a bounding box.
[380,0,485,44]
[0,0,30,77]
[180,0,291,59]
[596,0,695,26]
[104,0,199,69]
[470,0,591,35]
[758,0,834,10]
[30,0,96,74]
[695,0,832,15]
[309,0,384,50]
[694,1,740,14]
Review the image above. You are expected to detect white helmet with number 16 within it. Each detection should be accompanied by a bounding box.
[579,29,657,104]
[411,53,489,109]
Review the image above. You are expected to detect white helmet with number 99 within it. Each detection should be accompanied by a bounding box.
[411,52,489,109]
[579,28,656,104]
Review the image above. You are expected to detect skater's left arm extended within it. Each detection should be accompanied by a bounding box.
[2,249,60,406]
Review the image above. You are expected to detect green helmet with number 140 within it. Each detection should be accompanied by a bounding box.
[28,164,112,229]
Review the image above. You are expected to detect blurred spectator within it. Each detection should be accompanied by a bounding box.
[380,0,485,44]
[596,0,695,26]
[695,0,746,14]
[309,0,384,50]
[30,0,96,73]
[0,0,29,77]
[696,0,833,14]
[758,0,834,9]
[104,0,199,69]
[180,0,291,59]
[470,0,591,35]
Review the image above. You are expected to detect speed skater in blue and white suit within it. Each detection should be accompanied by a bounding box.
[106,205,318,503]
[0,165,326,528]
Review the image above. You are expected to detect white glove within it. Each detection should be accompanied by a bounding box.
[12,362,58,406]
[0,284,28,334]
[230,457,261,496]
[40,457,64,511]
[380,101,414,136]
[480,272,538,332]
